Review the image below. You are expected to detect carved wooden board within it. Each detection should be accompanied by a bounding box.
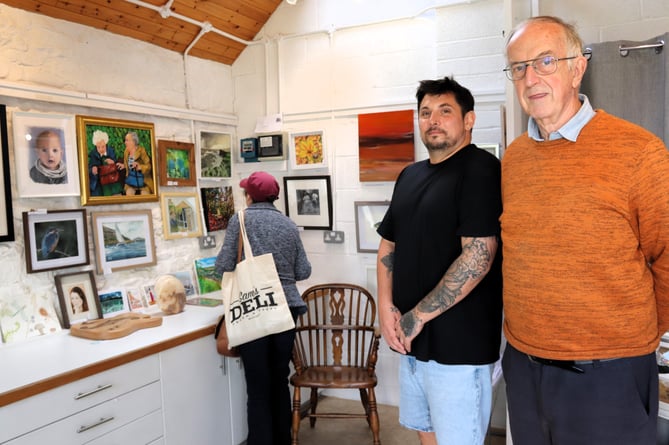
[70,313,163,340]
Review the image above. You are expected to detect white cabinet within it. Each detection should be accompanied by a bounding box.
[161,336,247,445]
[0,356,162,445]
[227,356,248,444]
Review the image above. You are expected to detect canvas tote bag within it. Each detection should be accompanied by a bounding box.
[221,210,295,347]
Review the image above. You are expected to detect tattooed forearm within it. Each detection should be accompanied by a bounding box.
[400,310,423,338]
[417,238,493,315]
[381,251,394,273]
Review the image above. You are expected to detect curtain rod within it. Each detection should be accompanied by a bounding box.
[619,39,664,57]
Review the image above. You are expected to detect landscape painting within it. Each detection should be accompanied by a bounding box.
[194,256,221,296]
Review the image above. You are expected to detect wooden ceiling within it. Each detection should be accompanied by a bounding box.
[0,0,283,65]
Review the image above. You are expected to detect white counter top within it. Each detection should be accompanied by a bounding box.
[0,305,224,405]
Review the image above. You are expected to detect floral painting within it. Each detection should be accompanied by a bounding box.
[290,131,326,170]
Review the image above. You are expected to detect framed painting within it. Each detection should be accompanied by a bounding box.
[91,210,157,274]
[194,256,221,296]
[200,186,235,232]
[478,143,501,159]
[161,191,203,239]
[358,109,415,182]
[198,131,232,179]
[157,139,196,187]
[289,130,326,170]
[55,270,102,328]
[354,201,390,253]
[98,288,130,318]
[171,270,198,297]
[283,175,333,230]
[22,209,89,274]
[0,105,13,242]
[12,111,80,198]
[76,115,157,205]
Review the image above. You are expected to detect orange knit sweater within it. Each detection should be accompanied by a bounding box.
[501,110,669,360]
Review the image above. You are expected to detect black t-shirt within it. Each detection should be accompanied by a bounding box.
[377,144,502,365]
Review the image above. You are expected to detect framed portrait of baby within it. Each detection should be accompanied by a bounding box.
[55,270,102,329]
[12,111,80,198]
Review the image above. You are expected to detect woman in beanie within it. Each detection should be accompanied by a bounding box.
[215,171,312,445]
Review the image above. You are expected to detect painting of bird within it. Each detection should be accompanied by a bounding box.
[40,227,62,259]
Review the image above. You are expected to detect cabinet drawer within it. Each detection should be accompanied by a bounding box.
[5,381,161,445]
[0,355,159,443]
[86,409,163,445]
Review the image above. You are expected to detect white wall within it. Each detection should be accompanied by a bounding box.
[0,0,668,418]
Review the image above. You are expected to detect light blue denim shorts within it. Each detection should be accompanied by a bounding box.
[399,355,494,444]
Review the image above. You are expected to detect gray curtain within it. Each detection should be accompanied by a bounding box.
[581,33,668,145]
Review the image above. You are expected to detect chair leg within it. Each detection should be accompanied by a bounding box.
[367,387,381,445]
[309,388,319,427]
[359,388,370,420]
[291,386,302,445]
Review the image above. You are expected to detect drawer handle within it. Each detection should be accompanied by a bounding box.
[74,384,113,400]
[77,416,115,433]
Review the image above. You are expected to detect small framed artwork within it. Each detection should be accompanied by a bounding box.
[55,270,102,328]
[91,210,157,274]
[171,270,198,298]
[0,104,14,243]
[76,115,157,206]
[161,191,204,239]
[98,288,130,318]
[283,175,333,230]
[200,186,235,232]
[194,256,221,296]
[289,130,326,170]
[157,139,196,187]
[478,143,501,159]
[198,130,232,179]
[126,287,148,312]
[22,209,89,274]
[12,111,80,198]
[354,201,390,253]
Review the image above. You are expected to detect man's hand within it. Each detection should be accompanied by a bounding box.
[379,304,406,354]
[396,309,424,353]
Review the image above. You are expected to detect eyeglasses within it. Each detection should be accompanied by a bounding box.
[503,55,579,81]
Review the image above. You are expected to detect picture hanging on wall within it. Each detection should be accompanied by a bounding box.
[157,139,196,187]
[358,109,415,182]
[289,130,326,170]
[200,186,235,232]
[12,111,80,198]
[283,175,333,230]
[22,209,90,274]
[55,270,102,328]
[0,104,14,242]
[161,192,204,239]
[198,130,232,179]
[354,201,390,253]
[91,210,157,274]
[76,115,158,206]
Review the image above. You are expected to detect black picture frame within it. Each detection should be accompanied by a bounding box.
[0,105,14,242]
[283,175,333,230]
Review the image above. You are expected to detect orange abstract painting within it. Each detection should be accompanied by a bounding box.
[358,109,414,182]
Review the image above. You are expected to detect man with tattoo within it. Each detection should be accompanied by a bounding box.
[376,76,503,444]
[501,16,669,445]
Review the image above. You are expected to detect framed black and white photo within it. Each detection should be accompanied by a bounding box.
[283,175,333,230]
[0,104,13,242]
[354,201,390,253]
[22,209,89,273]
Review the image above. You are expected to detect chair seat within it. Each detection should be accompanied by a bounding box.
[291,366,377,389]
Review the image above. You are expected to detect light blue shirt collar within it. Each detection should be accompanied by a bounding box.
[528,94,596,142]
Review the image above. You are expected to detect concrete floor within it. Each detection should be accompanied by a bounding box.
[295,396,506,445]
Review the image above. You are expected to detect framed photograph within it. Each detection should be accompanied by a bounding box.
[91,210,157,274]
[161,191,203,239]
[478,143,501,159]
[76,115,157,205]
[354,201,390,253]
[98,288,130,318]
[157,139,196,187]
[12,111,80,198]
[0,105,14,242]
[55,270,102,328]
[198,130,232,179]
[283,175,333,230]
[171,270,198,297]
[22,209,89,274]
[289,130,326,170]
[200,186,235,232]
[194,256,221,296]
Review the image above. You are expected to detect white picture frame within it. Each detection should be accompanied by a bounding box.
[289,130,326,170]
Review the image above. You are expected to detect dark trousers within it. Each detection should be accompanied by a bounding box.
[502,342,658,445]
[238,325,296,445]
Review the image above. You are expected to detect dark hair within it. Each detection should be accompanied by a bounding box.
[70,286,89,312]
[416,76,475,117]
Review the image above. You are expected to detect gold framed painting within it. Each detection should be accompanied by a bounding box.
[161,192,204,240]
[76,115,158,205]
